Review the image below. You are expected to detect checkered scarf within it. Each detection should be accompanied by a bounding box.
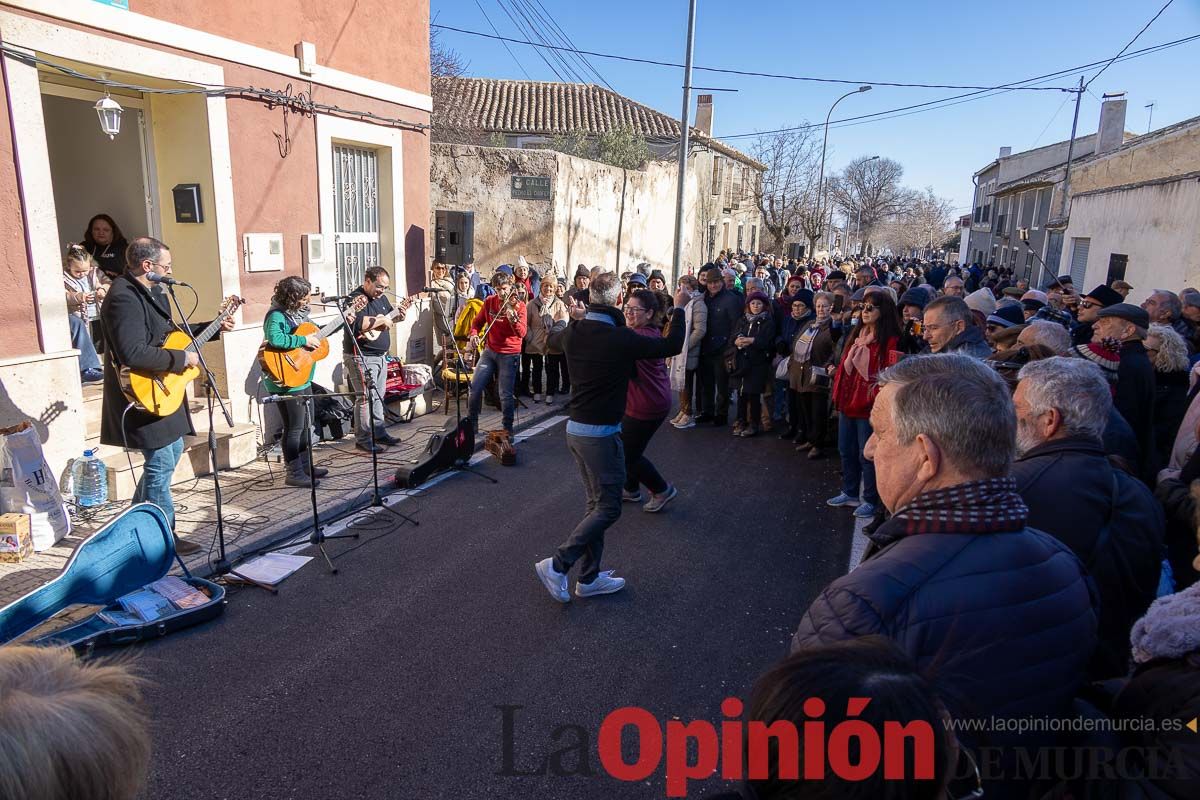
[880,477,1029,539]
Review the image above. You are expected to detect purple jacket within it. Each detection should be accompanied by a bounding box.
[625,325,672,420]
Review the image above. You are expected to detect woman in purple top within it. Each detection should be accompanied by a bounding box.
[621,289,678,513]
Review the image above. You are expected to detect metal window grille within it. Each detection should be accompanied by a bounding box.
[332,144,380,295]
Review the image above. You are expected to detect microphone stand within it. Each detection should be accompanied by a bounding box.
[339,293,418,529]
[433,288,496,484]
[163,285,274,593]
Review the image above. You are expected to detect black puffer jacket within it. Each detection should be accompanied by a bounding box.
[792,506,1098,787]
[1012,436,1165,679]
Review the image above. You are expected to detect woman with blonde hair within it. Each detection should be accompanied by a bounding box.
[0,645,150,800]
[1145,323,1191,474]
[62,243,107,382]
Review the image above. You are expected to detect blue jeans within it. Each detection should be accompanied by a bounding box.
[468,349,519,433]
[773,378,789,421]
[838,414,879,505]
[69,314,101,372]
[134,437,185,527]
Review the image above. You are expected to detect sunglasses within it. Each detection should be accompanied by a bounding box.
[861,304,879,312]
[1079,300,1099,309]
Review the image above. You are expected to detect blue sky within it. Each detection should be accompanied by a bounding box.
[433,0,1199,215]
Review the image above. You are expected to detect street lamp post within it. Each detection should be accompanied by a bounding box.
[816,85,870,257]
[670,0,698,285]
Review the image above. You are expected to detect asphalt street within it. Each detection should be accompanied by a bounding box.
[137,416,853,799]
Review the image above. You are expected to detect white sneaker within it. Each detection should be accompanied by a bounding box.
[643,485,678,513]
[546,394,554,404]
[622,488,646,503]
[533,393,542,402]
[534,557,570,603]
[575,570,626,597]
[673,415,696,429]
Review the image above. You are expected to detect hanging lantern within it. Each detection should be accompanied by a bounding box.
[94,94,123,140]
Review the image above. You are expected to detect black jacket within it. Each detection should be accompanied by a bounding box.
[701,288,744,356]
[549,304,683,427]
[1152,369,1190,475]
[99,273,211,450]
[1115,341,1157,479]
[792,513,1097,765]
[730,314,776,395]
[1012,436,1165,679]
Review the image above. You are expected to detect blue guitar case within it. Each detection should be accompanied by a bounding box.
[0,504,225,654]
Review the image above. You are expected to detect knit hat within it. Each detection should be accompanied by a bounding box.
[1129,580,1200,663]
[827,270,848,283]
[1071,342,1120,381]
[516,255,530,270]
[574,264,590,280]
[964,288,997,317]
[496,264,514,275]
[898,286,932,311]
[987,305,1025,328]
[789,288,815,308]
[627,273,648,287]
[1084,284,1123,308]
[745,291,771,309]
[648,269,667,285]
[1095,302,1150,330]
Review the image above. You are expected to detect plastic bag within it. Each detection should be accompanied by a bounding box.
[0,423,71,550]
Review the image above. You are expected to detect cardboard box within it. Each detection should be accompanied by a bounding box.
[0,513,33,563]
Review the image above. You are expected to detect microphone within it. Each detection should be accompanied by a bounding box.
[146,272,191,288]
[320,294,354,304]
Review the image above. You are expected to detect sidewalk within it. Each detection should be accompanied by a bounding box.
[0,393,565,608]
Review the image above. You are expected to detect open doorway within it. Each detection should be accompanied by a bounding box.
[39,81,157,259]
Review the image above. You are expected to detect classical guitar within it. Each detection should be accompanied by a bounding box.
[119,295,244,417]
[258,295,368,389]
[358,295,417,342]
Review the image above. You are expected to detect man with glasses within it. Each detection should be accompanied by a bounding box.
[99,237,234,555]
[922,296,990,358]
[1072,285,1123,346]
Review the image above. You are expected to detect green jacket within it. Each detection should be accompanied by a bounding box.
[262,310,313,394]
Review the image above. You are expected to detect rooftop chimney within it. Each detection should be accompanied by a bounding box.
[999,146,1012,158]
[1097,92,1127,154]
[695,94,713,136]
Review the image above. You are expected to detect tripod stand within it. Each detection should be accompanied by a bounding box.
[163,286,274,593]
[336,293,419,529]
[256,390,370,574]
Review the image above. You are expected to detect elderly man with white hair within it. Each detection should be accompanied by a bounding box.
[1011,357,1164,679]
[1016,319,1072,354]
[792,354,1097,797]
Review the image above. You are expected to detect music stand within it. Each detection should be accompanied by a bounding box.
[163,286,275,593]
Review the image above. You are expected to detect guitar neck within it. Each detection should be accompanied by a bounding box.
[316,314,350,340]
[184,308,235,352]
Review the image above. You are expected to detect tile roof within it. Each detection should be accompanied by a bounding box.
[433,76,766,171]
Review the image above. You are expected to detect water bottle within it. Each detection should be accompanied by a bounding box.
[72,449,108,508]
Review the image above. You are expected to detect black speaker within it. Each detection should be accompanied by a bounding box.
[435,210,475,266]
[788,243,805,260]
[393,418,475,488]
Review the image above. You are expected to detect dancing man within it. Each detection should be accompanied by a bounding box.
[534,273,688,602]
[467,271,526,442]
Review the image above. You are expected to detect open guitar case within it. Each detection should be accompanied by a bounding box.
[0,504,225,654]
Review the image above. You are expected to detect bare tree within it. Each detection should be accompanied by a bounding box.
[875,187,956,257]
[750,126,822,255]
[431,22,467,79]
[828,156,911,253]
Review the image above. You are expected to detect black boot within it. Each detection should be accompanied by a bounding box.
[302,452,329,479]
[779,426,799,440]
[285,459,315,488]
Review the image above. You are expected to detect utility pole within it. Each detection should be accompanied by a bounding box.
[670,0,698,285]
[1058,75,1084,221]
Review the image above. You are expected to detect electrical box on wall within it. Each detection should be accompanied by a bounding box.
[172,184,203,224]
[302,234,326,266]
[244,233,285,272]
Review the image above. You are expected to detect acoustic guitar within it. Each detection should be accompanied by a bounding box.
[358,295,417,342]
[119,295,244,417]
[258,295,368,389]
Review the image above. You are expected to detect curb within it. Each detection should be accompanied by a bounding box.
[193,401,566,576]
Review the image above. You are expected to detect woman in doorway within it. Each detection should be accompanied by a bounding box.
[621,289,678,513]
[82,214,129,280]
[262,276,328,488]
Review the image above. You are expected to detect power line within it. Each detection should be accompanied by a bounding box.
[526,0,615,91]
[717,33,1200,140]
[431,22,1073,91]
[1085,0,1176,89]
[493,0,568,82]
[1030,94,1073,148]
[473,0,532,79]
[504,0,587,83]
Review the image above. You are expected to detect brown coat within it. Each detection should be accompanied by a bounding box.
[787,317,836,393]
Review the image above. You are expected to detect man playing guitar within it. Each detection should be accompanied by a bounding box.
[467,271,526,439]
[99,237,234,555]
[343,266,404,453]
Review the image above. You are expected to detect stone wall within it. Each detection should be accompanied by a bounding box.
[1071,124,1200,196]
